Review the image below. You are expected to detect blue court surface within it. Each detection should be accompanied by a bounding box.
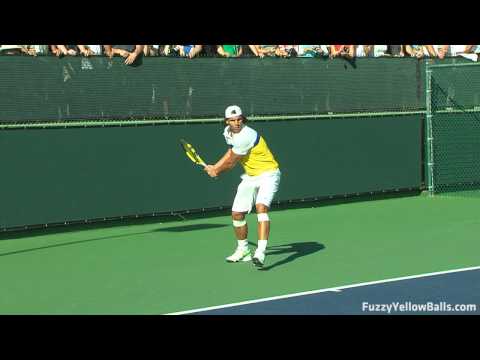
[176,267,480,315]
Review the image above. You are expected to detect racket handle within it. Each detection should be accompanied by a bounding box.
[201,163,217,180]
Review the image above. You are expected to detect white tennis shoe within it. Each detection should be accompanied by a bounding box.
[252,250,265,268]
[226,247,252,262]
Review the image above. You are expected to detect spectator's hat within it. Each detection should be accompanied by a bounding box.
[225,105,243,119]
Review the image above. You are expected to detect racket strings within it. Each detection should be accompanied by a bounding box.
[181,139,205,165]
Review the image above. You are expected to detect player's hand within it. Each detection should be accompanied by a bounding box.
[204,165,218,178]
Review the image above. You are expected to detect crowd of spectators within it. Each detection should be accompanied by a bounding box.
[1,45,479,63]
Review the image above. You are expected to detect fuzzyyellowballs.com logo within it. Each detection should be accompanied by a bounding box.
[362,302,477,314]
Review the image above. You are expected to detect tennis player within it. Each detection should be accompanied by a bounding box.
[204,105,281,267]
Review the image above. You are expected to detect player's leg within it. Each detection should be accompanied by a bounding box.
[252,203,270,267]
[226,179,256,263]
[232,211,248,242]
[226,210,251,262]
[256,204,270,242]
[252,170,281,267]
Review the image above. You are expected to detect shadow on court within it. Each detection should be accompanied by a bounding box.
[0,224,227,257]
[153,224,228,232]
[0,211,230,241]
[1,236,126,257]
[0,231,157,257]
[248,241,325,271]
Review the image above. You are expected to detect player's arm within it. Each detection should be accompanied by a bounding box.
[205,149,243,177]
[214,148,243,174]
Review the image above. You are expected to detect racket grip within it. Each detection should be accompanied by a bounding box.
[201,163,218,180]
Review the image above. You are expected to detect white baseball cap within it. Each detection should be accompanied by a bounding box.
[225,105,243,119]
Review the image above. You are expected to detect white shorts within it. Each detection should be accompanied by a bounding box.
[232,169,281,213]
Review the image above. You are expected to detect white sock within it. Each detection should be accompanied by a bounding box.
[238,239,248,249]
[257,240,268,253]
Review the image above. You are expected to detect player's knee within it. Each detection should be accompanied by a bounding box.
[232,212,247,227]
[232,212,245,221]
[255,204,269,213]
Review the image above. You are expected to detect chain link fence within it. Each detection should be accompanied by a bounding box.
[427,62,480,195]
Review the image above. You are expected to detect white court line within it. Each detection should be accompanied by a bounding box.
[166,265,480,315]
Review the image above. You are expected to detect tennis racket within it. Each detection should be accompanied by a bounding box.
[180,139,207,167]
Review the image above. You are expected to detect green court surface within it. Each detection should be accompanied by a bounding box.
[1,193,479,314]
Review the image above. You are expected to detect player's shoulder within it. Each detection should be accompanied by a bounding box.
[240,125,257,138]
[223,125,232,139]
[233,125,256,143]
